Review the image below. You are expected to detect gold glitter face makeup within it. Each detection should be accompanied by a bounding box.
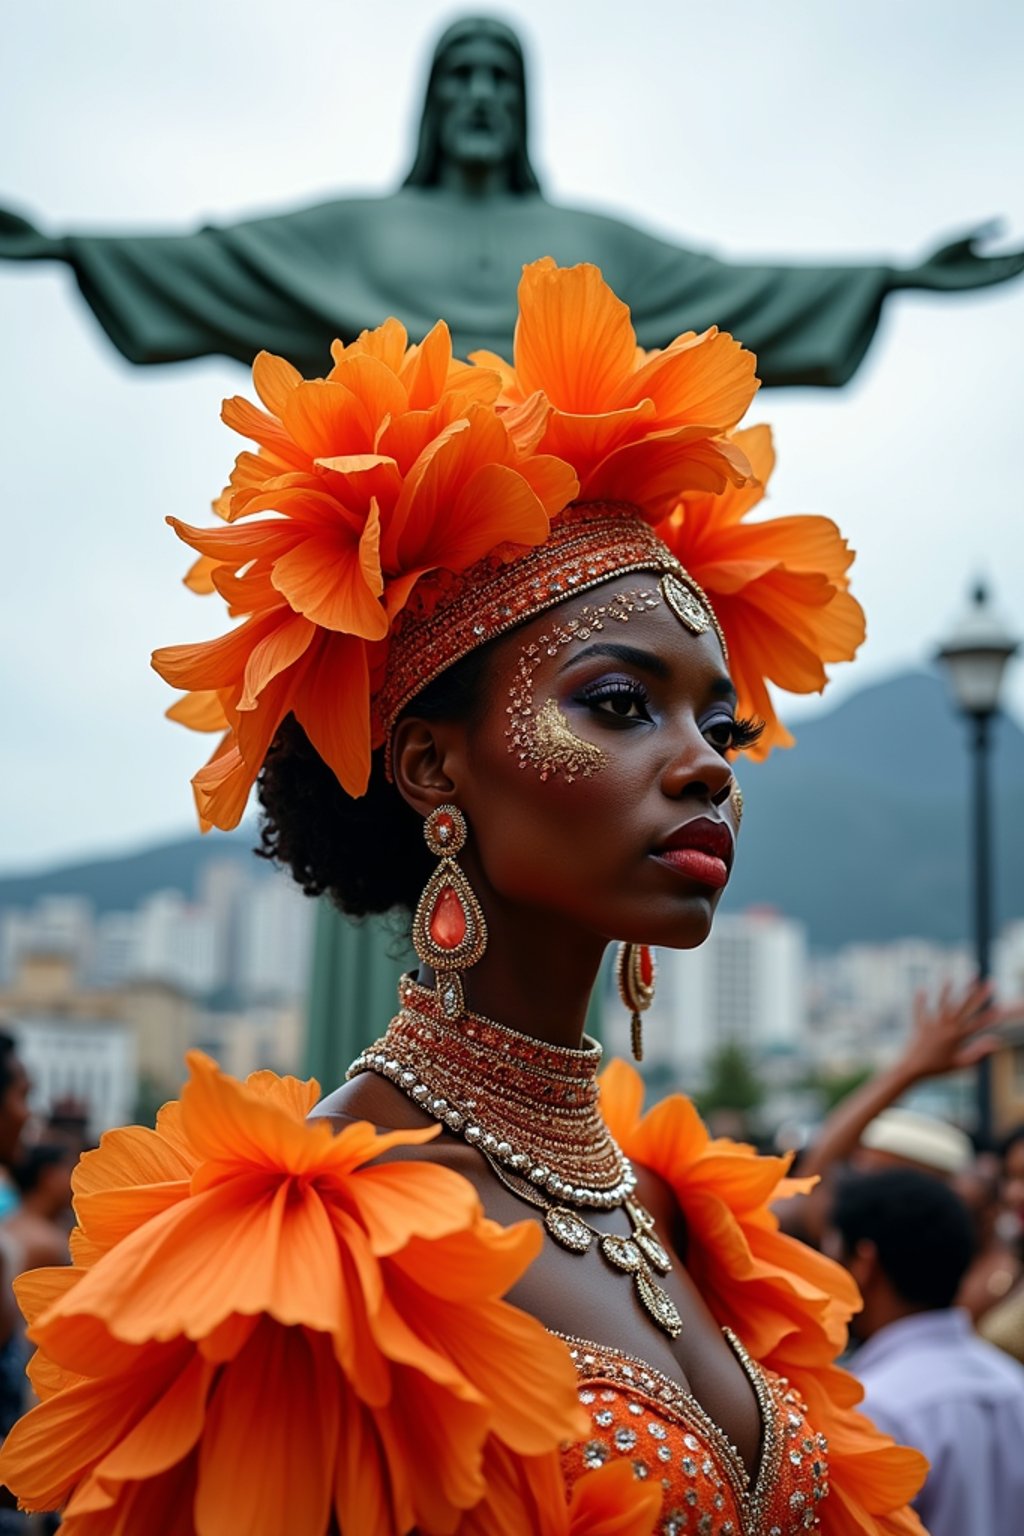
[529,698,606,782]
[730,780,744,823]
[506,587,662,782]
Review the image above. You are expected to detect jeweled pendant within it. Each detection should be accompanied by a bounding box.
[600,1233,643,1272]
[429,884,468,949]
[412,859,488,975]
[636,1267,683,1339]
[635,1230,672,1274]
[545,1207,594,1254]
[438,973,465,1019]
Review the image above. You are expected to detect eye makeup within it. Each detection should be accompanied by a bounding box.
[505,588,662,781]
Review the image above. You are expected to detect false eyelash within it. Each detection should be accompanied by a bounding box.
[576,677,651,705]
[728,715,765,751]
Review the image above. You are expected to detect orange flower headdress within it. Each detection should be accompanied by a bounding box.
[154,257,864,827]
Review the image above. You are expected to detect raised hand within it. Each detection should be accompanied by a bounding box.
[898,978,1008,1082]
[896,221,1024,292]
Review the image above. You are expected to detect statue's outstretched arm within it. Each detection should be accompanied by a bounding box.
[891,221,1024,292]
[0,207,70,261]
[0,202,334,370]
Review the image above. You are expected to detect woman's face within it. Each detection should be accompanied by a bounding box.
[1002,1136,1024,1224]
[0,1056,31,1167]
[441,572,751,951]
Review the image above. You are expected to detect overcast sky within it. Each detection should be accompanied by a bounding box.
[3,0,1022,873]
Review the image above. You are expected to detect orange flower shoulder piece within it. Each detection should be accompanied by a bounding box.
[599,1061,929,1536]
[0,1052,632,1536]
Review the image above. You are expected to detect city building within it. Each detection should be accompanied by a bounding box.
[603,908,807,1087]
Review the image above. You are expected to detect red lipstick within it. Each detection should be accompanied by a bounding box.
[652,817,732,889]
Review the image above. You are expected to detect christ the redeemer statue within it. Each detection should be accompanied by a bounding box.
[2,17,1021,387]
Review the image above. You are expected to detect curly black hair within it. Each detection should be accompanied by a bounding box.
[256,643,493,917]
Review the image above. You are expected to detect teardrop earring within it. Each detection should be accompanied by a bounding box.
[412,805,488,1020]
[616,943,656,1062]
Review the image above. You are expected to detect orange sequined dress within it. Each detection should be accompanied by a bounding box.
[0,1053,927,1536]
[561,1333,829,1535]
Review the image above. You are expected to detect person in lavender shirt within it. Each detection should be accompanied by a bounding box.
[829,1168,1024,1536]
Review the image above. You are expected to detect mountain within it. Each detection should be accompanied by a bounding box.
[1,670,1022,949]
[0,827,267,914]
[720,669,1024,946]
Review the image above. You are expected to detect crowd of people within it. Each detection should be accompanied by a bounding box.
[778,979,1024,1535]
[0,1037,80,1535]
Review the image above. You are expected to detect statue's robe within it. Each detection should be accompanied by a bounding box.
[65,188,892,386]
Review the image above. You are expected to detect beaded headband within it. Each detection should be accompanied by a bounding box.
[154,257,865,829]
[376,502,728,761]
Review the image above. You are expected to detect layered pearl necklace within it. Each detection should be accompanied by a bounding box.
[347,978,683,1337]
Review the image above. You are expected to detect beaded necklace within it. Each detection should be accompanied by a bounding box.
[348,978,683,1337]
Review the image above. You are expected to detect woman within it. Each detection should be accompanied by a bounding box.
[0,262,927,1533]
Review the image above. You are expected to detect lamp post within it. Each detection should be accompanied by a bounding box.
[935,581,1020,1144]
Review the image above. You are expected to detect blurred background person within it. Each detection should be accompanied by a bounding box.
[829,1167,1024,1536]
[777,978,1004,1247]
[978,1124,1024,1363]
[1,1145,74,1274]
[0,1035,33,1535]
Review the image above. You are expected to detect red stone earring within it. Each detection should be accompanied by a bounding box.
[616,943,656,1062]
[412,805,488,1020]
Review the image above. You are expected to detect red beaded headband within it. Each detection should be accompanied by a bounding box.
[376,502,729,773]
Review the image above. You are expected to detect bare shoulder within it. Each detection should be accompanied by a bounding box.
[309,1074,484,1178]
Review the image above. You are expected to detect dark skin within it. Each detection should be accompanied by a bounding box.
[314,573,765,1479]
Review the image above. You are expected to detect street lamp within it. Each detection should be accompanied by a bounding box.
[935,580,1020,1143]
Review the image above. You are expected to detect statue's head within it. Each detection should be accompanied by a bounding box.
[404,16,541,193]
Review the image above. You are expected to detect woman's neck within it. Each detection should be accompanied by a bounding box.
[418,902,607,1049]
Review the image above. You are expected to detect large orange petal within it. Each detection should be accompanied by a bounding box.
[165,691,229,733]
[269,526,387,639]
[442,463,551,569]
[375,1365,491,1532]
[582,431,752,522]
[348,1162,482,1256]
[238,610,316,710]
[243,1068,321,1118]
[515,454,580,517]
[281,379,374,461]
[151,608,285,693]
[195,1321,336,1536]
[614,328,758,430]
[166,516,304,569]
[220,396,308,469]
[327,352,410,432]
[540,402,656,483]
[60,1452,200,1536]
[292,630,372,797]
[332,1385,405,1536]
[14,1266,85,1330]
[334,315,409,374]
[190,736,258,833]
[251,351,302,418]
[0,1340,192,1509]
[312,452,403,514]
[567,1459,662,1536]
[183,553,219,594]
[399,320,453,410]
[514,259,637,411]
[91,1350,213,1485]
[444,356,503,406]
